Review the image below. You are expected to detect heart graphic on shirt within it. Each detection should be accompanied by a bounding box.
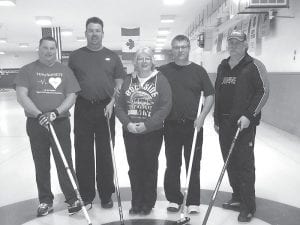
[48,77,62,89]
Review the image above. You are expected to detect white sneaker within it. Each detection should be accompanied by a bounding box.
[167,202,181,212]
[187,205,200,214]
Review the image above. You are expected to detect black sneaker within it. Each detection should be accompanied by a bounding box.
[83,201,93,210]
[140,206,152,215]
[68,200,82,215]
[129,206,141,215]
[238,210,254,222]
[101,198,113,209]
[167,202,181,212]
[37,203,53,217]
[222,198,241,211]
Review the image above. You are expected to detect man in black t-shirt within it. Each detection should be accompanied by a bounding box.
[158,35,214,214]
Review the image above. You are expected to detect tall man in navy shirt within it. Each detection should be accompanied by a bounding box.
[159,35,214,214]
[69,17,125,209]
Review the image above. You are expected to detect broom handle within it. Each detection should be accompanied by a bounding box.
[180,91,204,219]
[49,123,92,225]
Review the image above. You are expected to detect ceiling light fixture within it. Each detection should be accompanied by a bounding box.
[61,29,73,36]
[156,43,165,47]
[158,28,170,35]
[19,43,29,48]
[154,48,162,53]
[163,0,185,6]
[0,51,5,55]
[0,38,7,43]
[160,15,176,23]
[156,36,167,43]
[0,0,16,6]
[35,16,52,26]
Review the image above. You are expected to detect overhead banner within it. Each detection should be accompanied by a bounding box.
[121,27,140,60]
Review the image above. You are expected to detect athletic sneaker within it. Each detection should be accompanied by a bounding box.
[187,205,200,214]
[68,200,82,215]
[37,203,53,217]
[129,206,141,215]
[222,198,241,211]
[238,210,254,222]
[167,202,181,212]
[84,201,93,210]
[101,198,113,209]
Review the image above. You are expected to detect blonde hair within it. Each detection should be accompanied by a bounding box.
[133,46,156,71]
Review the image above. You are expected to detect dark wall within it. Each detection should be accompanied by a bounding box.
[0,69,18,89]
[261,73,300,137]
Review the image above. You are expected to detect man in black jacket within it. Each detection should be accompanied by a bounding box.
[214,30,269,222]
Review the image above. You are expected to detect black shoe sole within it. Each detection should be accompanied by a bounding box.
[68,206,82,215]
[222,204,241,212]
[37,208,53,217]
[238,215,253,222]
[101,200,113,209]
[129,208,141,215]
[167,207,181,212]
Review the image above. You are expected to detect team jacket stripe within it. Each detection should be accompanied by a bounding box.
[253,59,270,116]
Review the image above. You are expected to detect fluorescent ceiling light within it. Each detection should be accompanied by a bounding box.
[154,54,165,61]
[154,48,162,53]
[156,37,167,43]
[76,37,86,42]
[158,28,170,35]
[0,51,6,55]
[156,43,165,47]
[0,0,16,6]
[163,0,185,6]
[160,15,175,23]
[19,43,29,48]
[61,29,73,36]
[35,16,52,26]
[0,38,7,43]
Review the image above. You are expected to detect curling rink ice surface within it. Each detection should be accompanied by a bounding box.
[1,90,300,225]
[23,201,271,225]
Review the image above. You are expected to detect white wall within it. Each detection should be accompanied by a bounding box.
[190,0,300,73]
[0,52,37,69]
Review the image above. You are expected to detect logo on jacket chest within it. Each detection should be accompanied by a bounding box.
[221,76,237,85]
[125,82,158,98]
[126,81,158,118]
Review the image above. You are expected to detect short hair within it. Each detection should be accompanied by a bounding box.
[86,17,104,30]
[134,46,155,71]
[171,35,190,47]
[39,36,57,47]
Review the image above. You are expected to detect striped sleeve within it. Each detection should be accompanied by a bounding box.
[245,59,270,119]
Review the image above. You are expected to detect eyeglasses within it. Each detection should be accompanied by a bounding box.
[172,45,190,50]
[137,57,152,62]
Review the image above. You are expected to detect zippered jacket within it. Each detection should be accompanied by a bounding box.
[214,53,269,126]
